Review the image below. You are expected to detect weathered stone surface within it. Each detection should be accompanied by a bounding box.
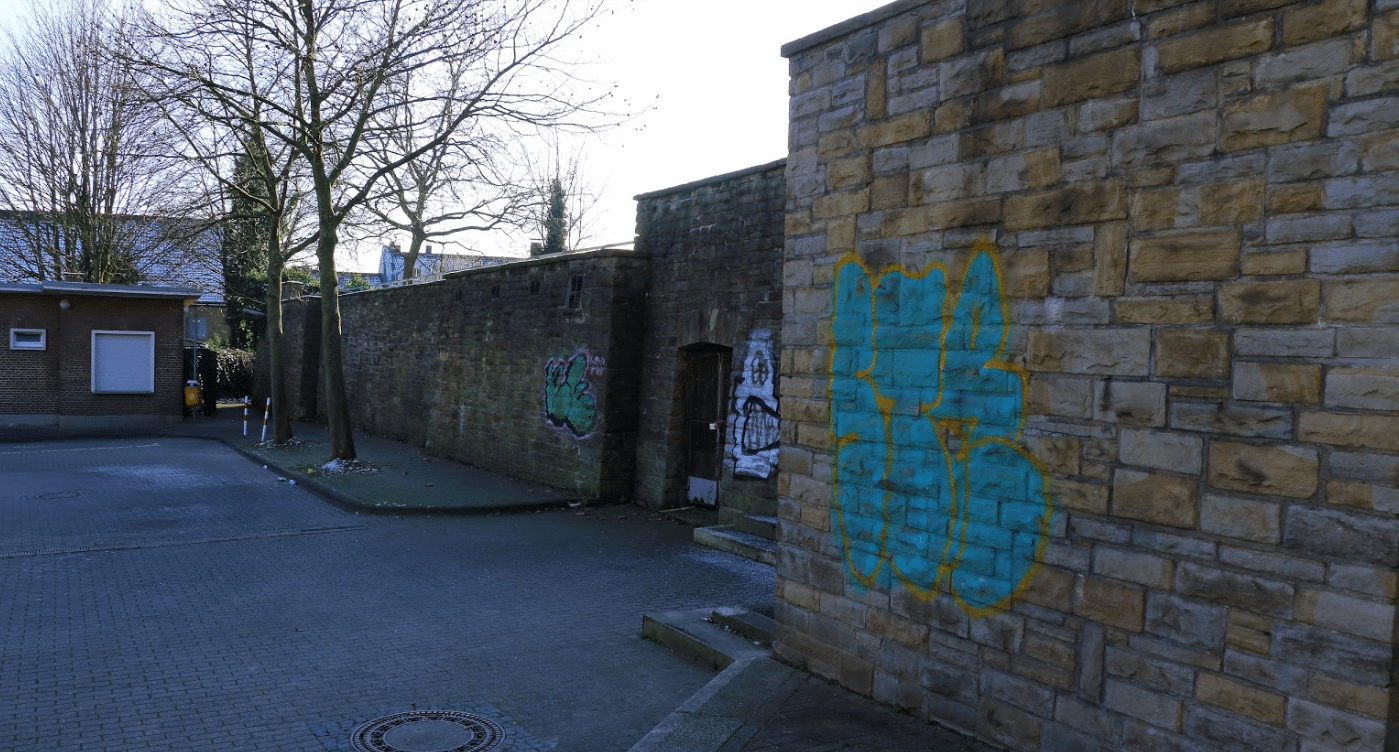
[1158,18,1272,73]
[1129,231,1240,282]
[1223,85,1327,151]
[1266,213,1354,244]
[1272,623,1392,684]
[1208,442,1319,499]
[1175,562,1294,618]
[1113,295,1213,324]
[1309,675,1390,720]
[1200,493,1282,544]
[1328,97,1399,138]
[1299,411,1399,451]
[1043,45,1140,108]
[1155,329,1230,379]
[1281,0,1367,45]
[1326,367,1399,411]
[1267,139,1361,183]
[1311,242,1399,273]
[1200,179,1265,225]
[921,18,965,62]
[1232,361,1321,403]
[1296,588,1395,642]
[857,112,931,149]
[1234,328,1334,358]
[1112,112,1217,168]
[1256,37,1355,90]
[1003,181,1127,230]
[1027,329,1150,375]
[1144,592,1226,652]
[1119,428,1202,474]
[1095,379,1167,426]
[1113,469,1198,527]
[1285,505,1399,566]
[1170,401,1293,439]
[1103,678,1181,730]
[1195,672,1285,725]
[1325,278,1399,323]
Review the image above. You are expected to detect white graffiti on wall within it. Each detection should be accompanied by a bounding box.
[728,329,780,478]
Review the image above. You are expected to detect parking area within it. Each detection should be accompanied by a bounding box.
[0,437,775,752]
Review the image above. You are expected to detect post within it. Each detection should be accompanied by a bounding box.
[260,397,271,442]
[243,399,250,437]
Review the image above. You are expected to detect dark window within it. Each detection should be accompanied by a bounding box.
[567,275,584,309]
[490,284,500,299]
[529,280,540,295]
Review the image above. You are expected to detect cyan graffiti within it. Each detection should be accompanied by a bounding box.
[828,238,1055,616]
[544,350,597,438]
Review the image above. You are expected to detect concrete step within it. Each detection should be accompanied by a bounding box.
[710,606,775,646]
[641,607,771,671]
[693,525,777,566]
[732,513,777,541]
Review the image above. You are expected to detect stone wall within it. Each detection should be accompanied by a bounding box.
[634,161,787,518]
[263,251,647,499]
[778,1,1399,750]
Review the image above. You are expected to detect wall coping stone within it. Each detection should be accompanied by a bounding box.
[633,159,787,201]
[780,0,924,58]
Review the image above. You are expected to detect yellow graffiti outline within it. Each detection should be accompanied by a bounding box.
[828,238,1056,616]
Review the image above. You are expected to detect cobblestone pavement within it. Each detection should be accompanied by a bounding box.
[0,437,774,752]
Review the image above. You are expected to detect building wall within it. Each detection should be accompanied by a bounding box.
[1,292,185,426]
[778,1,1399,751]
[634,161,788,518]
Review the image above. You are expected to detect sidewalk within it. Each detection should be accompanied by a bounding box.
[4,407,994,752]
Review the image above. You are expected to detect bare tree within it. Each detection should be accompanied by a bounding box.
[134,0,609,460]
[0,0,190,284]
[526,140,602,255]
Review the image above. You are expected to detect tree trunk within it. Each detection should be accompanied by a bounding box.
[266,239,292,442]
[402,232,424,280]
[315,213,356,460]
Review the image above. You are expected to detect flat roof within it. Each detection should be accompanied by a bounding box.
[0,281,202,300]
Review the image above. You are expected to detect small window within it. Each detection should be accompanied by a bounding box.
[529,280,540,295]
[92,330,156,394]
[490,284,500,299]
[566,275,584,309]
[9,328,45,350]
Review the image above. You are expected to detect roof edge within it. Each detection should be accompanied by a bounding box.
[781,0,928,58]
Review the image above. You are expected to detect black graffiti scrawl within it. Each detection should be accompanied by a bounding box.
[728,329,779,478]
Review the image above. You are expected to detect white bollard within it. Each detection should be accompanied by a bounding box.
[260,397,271,442]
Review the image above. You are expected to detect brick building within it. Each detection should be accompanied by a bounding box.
[0,281,200,427]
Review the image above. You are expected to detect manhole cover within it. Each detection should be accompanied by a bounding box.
[350,711,505,752]
[32,491,81,500]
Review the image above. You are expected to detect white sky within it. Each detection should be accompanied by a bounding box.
[349,0,893,269]
[0,0,897,271]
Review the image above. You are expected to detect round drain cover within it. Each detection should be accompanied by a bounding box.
[350,711,504,752]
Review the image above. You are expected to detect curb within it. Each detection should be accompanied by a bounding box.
[626,657,801,752]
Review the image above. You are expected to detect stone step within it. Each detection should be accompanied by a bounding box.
[732,513,778,541]
[641,607,771,671]
[710,606,775,646]
[693,525,777,566]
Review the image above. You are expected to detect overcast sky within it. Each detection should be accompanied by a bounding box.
[350,0,892,268]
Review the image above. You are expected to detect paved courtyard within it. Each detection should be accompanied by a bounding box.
[0,437,775,752]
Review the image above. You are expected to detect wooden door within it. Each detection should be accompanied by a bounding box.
[684,347,731,507]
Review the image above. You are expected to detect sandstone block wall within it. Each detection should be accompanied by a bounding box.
[634,162,787,516]
[778,0,1399,750]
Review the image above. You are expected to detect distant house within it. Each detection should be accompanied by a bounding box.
[0,280,202,427]
[376,244,517,285]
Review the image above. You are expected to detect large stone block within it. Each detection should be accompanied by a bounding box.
[1201,492,1282,543]
[1043,45,1141,108]
[1003,181,1127,230]
[1325,278,1399,323]
[1170,400,1293,439]
[1096,379,1168,426]
[1272,623,1392,684]
[1113,469,1198,527]
[1281,0,1367,46]
[1075,575,1146,631]
[1113,295,1213,324]
[1299,411,1399,451]
[1155,329,1230,379]
[1129,231,1240,282]
[1285,505,1399,567]
[1196,672,1286,726]
[857,112,932,149]
[1119,428,1203,474]
[1296,588,1395,642]
[1222,85,1328,151]
[1112,112,1217,168]
[1157,18,1273,73]
[1028,329,1151,375]
[1103,678,1181,730]
[1175,562,1294,618]
[1232,361,1321,403]
[1208,442,1319,499]
[1327,367,1399,411]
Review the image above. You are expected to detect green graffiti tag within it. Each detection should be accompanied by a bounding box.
[544,351,597,438]
[828,239,1056,616]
